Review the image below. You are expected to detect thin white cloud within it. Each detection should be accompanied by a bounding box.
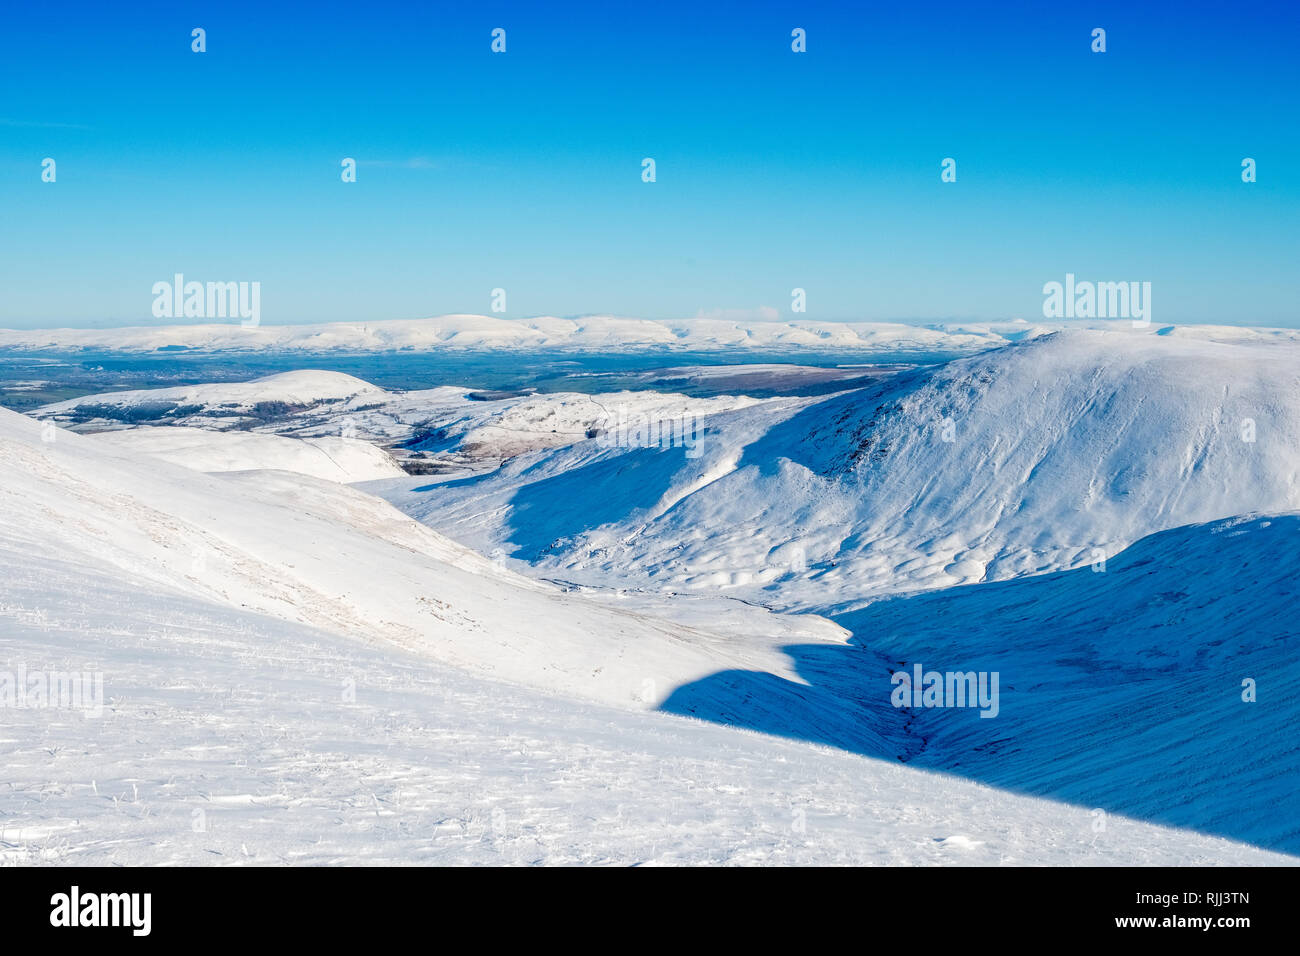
[357,157,439,170]
[0,117,93,130]
[693,306,781,323]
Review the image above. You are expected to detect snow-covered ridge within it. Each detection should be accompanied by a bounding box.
[4,314,1297,354]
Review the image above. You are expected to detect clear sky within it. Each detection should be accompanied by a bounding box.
[1,0,1297,329]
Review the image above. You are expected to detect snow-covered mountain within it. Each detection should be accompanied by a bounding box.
[380,330,1300,609]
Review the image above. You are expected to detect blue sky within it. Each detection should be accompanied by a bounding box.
[1,0,1297,328]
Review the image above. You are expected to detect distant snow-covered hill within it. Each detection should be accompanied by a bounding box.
[40,369,382,420]
[0,314,1016,353]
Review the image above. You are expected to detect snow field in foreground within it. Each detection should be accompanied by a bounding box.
[1,550,1288,866]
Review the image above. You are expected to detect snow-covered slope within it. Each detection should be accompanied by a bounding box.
[0,406,851,726]
[377,330,1300,609]
[666,514,1300,852]
[5,539,1287,865]
[89,426,406,482]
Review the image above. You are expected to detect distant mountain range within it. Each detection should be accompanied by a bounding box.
[4,313,1299,353]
